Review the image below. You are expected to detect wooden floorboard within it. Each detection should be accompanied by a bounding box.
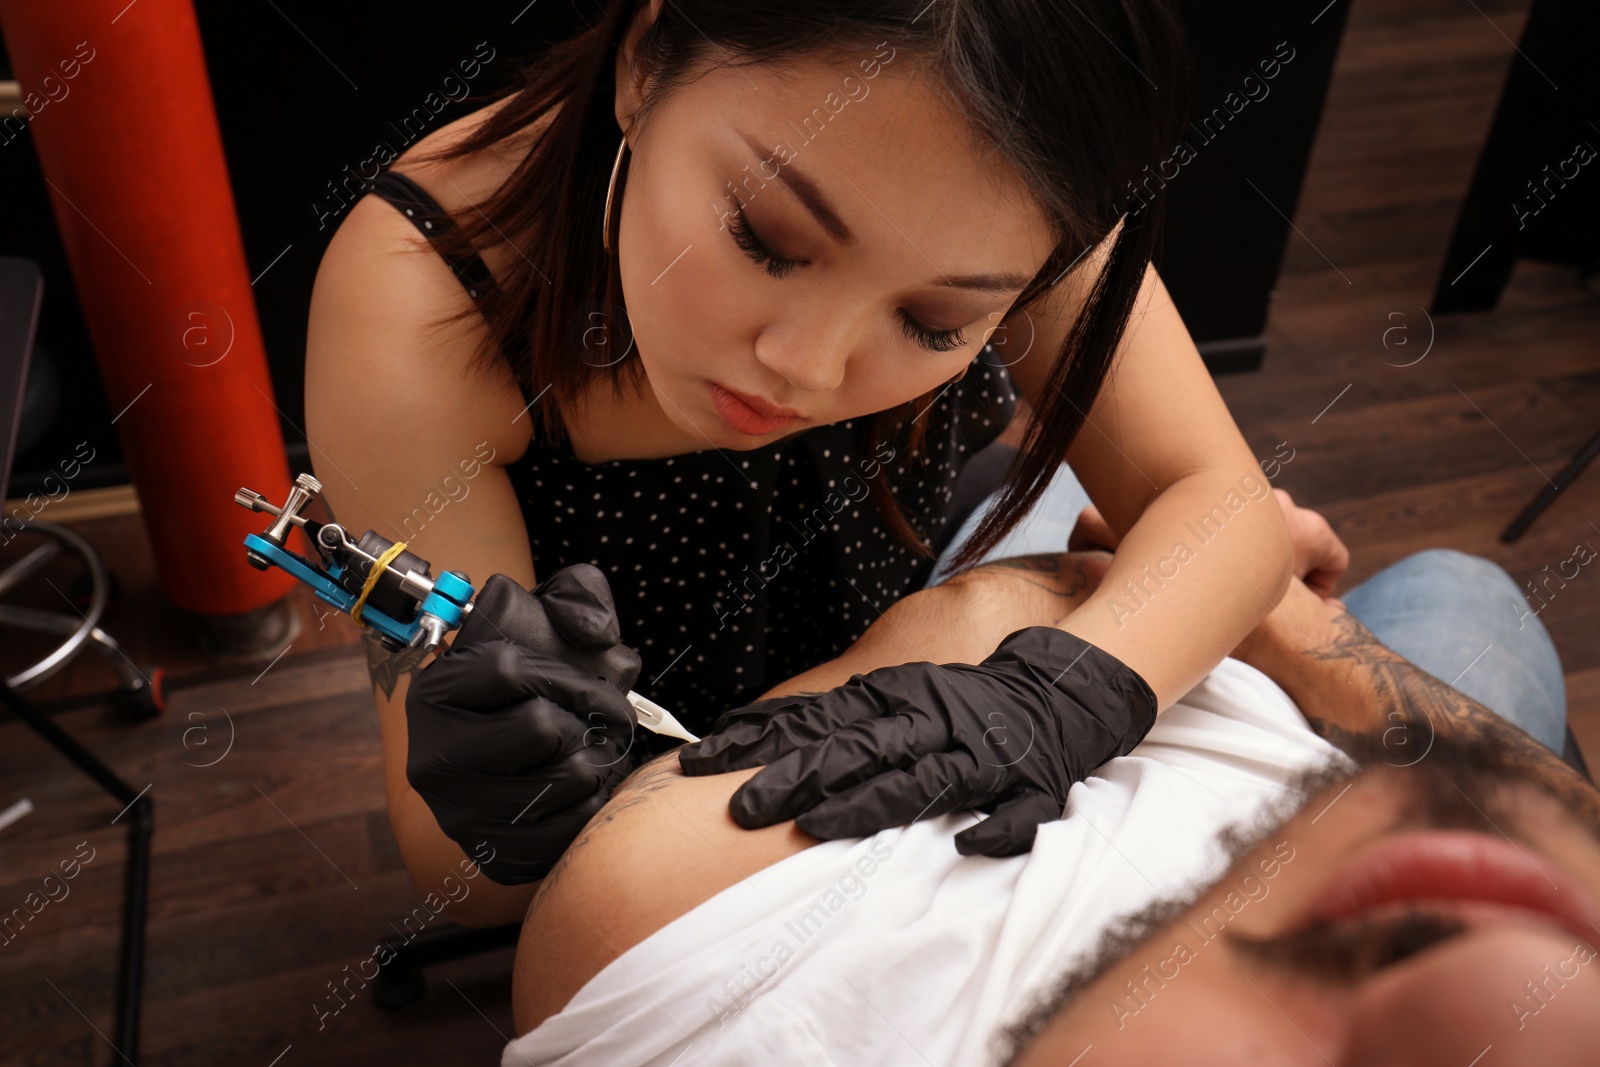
[0,656,516,1066]
[5,0,1598,1060]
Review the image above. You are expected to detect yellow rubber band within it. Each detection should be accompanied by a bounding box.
[351,540,408,625]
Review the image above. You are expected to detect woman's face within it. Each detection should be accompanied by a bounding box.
[612,43,1056,448]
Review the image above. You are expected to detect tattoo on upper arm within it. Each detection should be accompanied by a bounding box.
[969,553,1093,599]
[362,627,432,700]
[525,751,684,915]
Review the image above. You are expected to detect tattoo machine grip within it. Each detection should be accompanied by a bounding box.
[453,573,642,695]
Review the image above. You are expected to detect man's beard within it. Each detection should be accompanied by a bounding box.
[993,729,1600,1065]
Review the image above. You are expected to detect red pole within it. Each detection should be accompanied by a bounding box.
[0,0,295,617]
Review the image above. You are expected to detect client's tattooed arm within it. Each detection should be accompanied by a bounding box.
[525,750,684,915]
[957,551,1106,603]
[759,550,1112,699]
[1235,578,1586,793]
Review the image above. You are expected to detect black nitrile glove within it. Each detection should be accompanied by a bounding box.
[405,565,644,885]
[677,627,1157,857]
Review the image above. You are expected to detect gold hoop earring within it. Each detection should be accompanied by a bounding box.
[948,362,970,385]
[602,134,629,254]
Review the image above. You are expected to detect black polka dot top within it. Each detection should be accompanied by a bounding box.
[366,169,1018,738]
[503,359,1016,737]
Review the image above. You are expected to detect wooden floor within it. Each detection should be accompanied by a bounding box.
[1212,0,1600,765]
[3,0,1596,1062]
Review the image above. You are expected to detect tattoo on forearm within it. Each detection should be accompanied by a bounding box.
[362,627,432,700]
[1303,609,1584,794]
[526,751,683,913]
[971,553,1093,599]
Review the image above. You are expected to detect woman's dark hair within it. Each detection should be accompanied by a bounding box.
[427,0,1190,575]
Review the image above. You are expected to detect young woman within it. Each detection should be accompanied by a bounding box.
[305,0,1295,923]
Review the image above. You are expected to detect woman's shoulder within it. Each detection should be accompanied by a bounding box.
[389,94,549,234]
[329,94,546,301]
[309,97,551,464]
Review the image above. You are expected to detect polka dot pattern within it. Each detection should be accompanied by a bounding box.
[505,354,1018,736]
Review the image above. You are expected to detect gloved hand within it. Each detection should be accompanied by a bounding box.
[677,627,1156,857]
[405,565,643,885]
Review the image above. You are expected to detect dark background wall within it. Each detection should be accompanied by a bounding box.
[1,0,1348,496]
[0,1,586,494]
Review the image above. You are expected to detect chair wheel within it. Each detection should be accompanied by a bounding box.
[371,967,427,1011]
[116,666,166,721]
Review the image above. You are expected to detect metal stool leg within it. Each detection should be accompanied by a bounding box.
[0,680,150,1065]
[0,521,167,716]
[1500,426,1600,542]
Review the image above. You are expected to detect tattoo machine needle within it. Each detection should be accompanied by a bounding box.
[234,473,700,743]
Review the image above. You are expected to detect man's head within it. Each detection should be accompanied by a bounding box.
[1000,731,1600,1066]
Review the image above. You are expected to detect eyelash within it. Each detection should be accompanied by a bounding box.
[726,204,969,355]
[727,204,801,279]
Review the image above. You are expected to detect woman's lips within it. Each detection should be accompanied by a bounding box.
[1303,830,1600,947]
[709,382,802,436]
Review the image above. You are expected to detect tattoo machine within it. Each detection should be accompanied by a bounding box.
[234,472,699,742]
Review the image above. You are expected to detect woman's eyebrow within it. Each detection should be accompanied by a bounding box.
[935,271,1035,294]
[735,129,1035,294]
[737,129,854,243]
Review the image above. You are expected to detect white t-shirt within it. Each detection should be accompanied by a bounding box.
[503,657,1351,1066]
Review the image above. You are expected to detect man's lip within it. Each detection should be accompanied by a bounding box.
[1302,830,1600,947]
[712,382,800,419]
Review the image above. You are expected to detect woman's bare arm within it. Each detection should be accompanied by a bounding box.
[306,183,541,926]
[1007,258,1294,711]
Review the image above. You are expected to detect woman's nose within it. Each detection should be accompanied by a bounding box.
[752,320,851,394]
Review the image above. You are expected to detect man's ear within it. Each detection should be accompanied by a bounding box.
[614,0,666,138]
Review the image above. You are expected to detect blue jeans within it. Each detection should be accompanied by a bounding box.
[929,465,1569,753]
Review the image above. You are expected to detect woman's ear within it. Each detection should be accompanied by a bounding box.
[614,0,666,137]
